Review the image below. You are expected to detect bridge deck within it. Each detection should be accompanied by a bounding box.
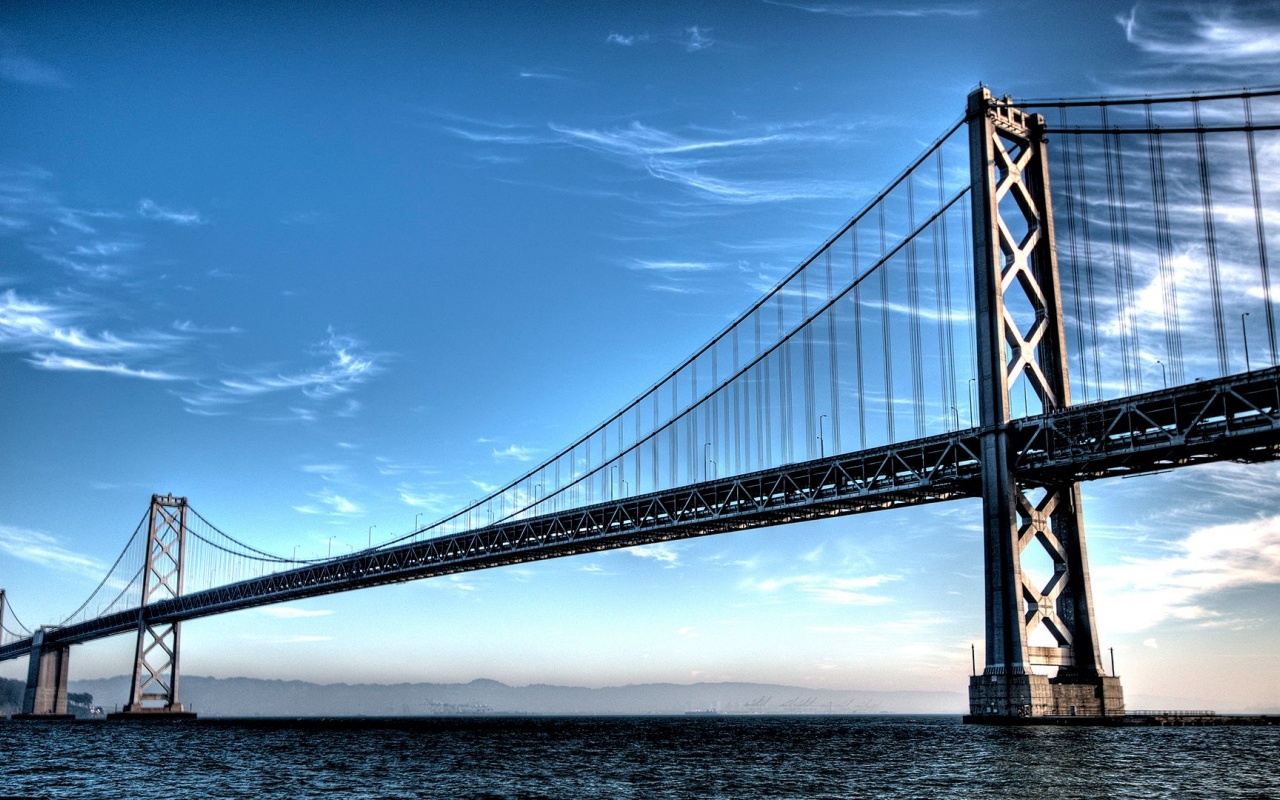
[3,366,1277,661]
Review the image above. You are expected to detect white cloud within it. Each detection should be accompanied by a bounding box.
[606,33,650,46]
[256,607,334,619]
[26,353,183,380]
[398,486,453,513]
[764,1,980,18]
[493,444,539,462]
[138,198,207,225]
[626,542,680,565]
[745,572,900,605]
[0,289,177,355]
[681,26,714,52]
[178,329,380,415]
[1118,5,1280,63]
[1095,514,1280,632]
[630,260,719,272]
[0,524,105,580]
[0,55,68,88]
[240,633,334,644]
[295,488,362,518]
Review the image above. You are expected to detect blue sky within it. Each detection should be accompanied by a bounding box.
[3,1,1280,712]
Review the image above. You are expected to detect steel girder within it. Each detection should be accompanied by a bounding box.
[2,368,1278,662]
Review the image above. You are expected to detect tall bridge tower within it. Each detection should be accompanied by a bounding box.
[966,88,1124,719]
[112,493,195,719]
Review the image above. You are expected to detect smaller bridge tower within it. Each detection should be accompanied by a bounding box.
[113,493,195,719]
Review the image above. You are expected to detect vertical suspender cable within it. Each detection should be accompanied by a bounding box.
[906,171,926,437]
[828,249,842,453]
[935,148,957,419]
[1058,110,1090,402]
[1074,131,1104,400]
[853,224,867,450]
[1146,104,1184,385]
[1112,126,1143,393]
[1245,95,1277,366]
[1193,99,1230,376]
[1101,107,1135,396]
[879,204,896,442]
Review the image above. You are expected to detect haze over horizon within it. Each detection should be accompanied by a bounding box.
[3,1,1280,713]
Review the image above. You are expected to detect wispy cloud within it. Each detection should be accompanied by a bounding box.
[0,524,104,580]
[629,259,720,272]
[518,68,571,81]
[240,633,334,644]
[138,198,207,226]
[681,26,714,52]
[743,572,900,604]
[626,542,681,566]
[300,464,346,478]
[606,33,650,46]
[177,329,380,416]
[293,487,363,517]
[1,288,189,380]
[0,55,68,88]
[172,319,242,335]
[0,289,171,354]
[256,607,334,619]
[26,353,183,380]
[398,485,454,513]
[764,1,980,18]
[493,444,540,462]
[1096,514,1280,632]
[1117,4,1280,64]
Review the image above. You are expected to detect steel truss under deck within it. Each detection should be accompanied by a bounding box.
[3,366,1277,662]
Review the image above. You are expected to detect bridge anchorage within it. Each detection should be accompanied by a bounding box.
[5,85,1280,723]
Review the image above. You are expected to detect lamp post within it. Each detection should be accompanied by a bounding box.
[327,536,334,558]
[610,465,618,500]
[415,512,422,531]
[1156,359,1167,389]
[818,414,827,459]
[368,525,376,549]
[1242,312,1252,372]
[950,405,961,431]
[704,442,712,481]
[967,378,976,427]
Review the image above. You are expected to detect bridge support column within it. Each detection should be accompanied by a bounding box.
[14,629,73,719]
[965,88,1123,721]
[110,494,196,720]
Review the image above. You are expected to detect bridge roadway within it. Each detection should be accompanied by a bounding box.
[4,366,1279,662]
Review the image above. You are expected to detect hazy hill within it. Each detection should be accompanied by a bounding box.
[68,675,964,718]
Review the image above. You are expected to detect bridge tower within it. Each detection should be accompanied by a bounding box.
[15,628,72,719]
[966,88,1124,720]
[112,493,195,719]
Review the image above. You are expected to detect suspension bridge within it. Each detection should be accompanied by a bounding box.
[3,86,1279,722]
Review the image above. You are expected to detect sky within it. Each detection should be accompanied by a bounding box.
[2,1,1280,712]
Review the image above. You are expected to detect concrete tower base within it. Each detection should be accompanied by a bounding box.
[966,673,1125,722]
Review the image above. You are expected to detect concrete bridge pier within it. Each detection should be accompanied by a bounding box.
[13,628,74,720]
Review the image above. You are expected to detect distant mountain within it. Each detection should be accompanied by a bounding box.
[69,675,964,718]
